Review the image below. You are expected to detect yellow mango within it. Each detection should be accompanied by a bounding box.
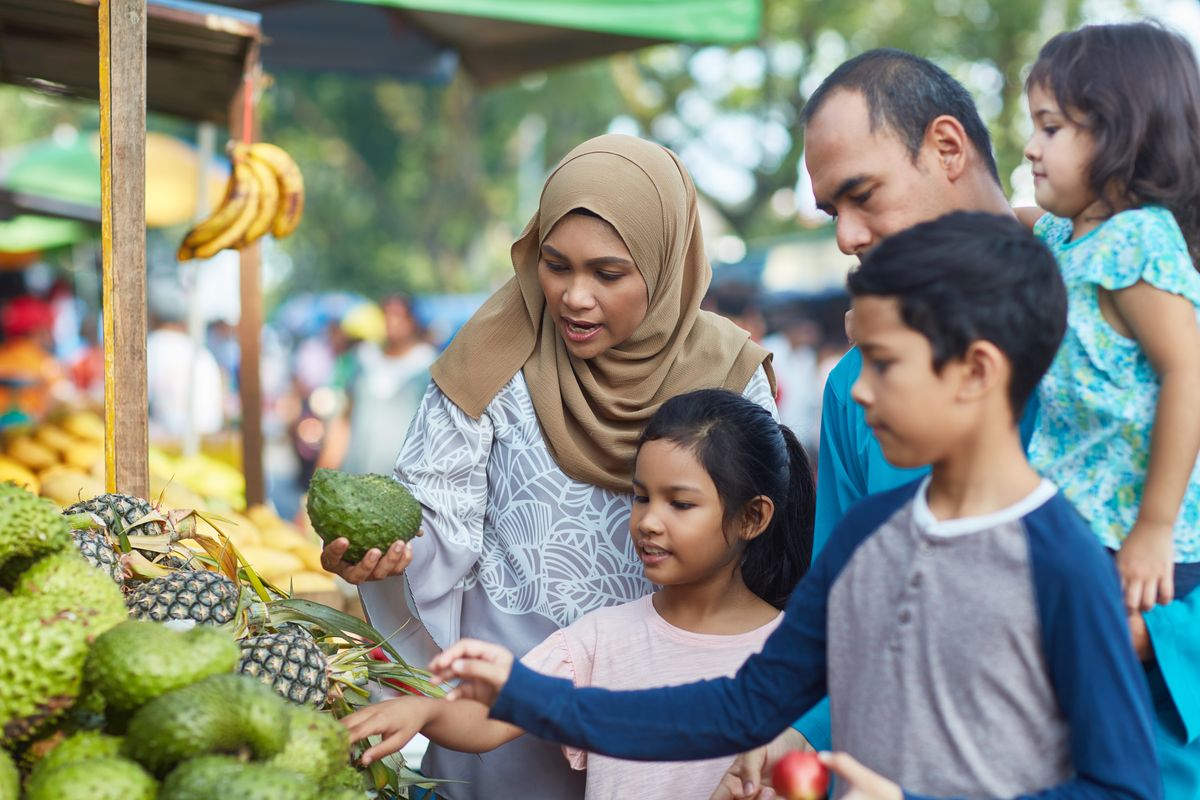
[39,469,106,507]
[0,455,39,494]
[7,435,59,471]
[61,410,105,442]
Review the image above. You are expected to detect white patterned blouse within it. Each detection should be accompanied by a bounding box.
[359,366,777,800]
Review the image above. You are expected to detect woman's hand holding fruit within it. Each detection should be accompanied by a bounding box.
[320,537,414,584]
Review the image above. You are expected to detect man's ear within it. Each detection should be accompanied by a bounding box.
[926,114,970,181]
[738,495,776,542]
[956,340,1007,403]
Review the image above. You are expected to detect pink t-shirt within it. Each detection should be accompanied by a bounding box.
[521,594,783,800]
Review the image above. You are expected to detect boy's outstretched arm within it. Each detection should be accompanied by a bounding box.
[343,694,522,765]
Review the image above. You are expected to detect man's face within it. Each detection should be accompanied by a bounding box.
[804,90,960,258]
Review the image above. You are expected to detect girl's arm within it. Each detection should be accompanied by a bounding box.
[1111,280,1200,612]
[343,695,523,765]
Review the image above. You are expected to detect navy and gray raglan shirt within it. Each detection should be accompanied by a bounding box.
[491,478,1161,799]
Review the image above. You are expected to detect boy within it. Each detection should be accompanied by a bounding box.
[426,213,1160,799]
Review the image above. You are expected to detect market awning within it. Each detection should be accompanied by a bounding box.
[0,0,261,122]
[211,0,762,86]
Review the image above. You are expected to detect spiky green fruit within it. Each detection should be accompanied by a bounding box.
[88,621,239,713]
[267,704,349,783]
[123,673,290,774]
[126,570,239,625]
[162,755,316,800]
[0,482,72,586]
[0,552,127,744]
[29,730,124,780]
[0,749,16,800]
[306,469,421,563]
[25,756,156,800]
[322,763,367,795]
[238,632,329,707]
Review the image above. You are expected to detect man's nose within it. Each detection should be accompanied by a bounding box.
[836,216,873,256]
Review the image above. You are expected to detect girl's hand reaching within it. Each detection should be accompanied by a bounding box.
[1117,522,1175,612]
[429,639,515,706]
[342,696,435,766]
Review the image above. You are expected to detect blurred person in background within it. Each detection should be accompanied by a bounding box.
[762,313,822,454]
[145,278,223,442]
[318,295,436,475]
[0,295,61,424]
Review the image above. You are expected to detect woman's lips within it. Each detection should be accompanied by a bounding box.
[562,318,602,343]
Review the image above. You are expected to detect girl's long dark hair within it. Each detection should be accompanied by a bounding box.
[1026,22,1200,265]
[638,389,815,609]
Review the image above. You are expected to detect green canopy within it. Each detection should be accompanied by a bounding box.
[348,0,762,43]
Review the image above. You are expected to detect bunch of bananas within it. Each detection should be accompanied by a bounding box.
[177,141,305,262]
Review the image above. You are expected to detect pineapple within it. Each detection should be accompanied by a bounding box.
[238,631,330,707]
[64,493,166,537]
[69,527,124,585]
[126,570,239,625]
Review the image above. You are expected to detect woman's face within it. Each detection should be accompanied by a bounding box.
[538,213,649,360]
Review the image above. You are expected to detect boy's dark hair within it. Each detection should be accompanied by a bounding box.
[1026,22,1200,265]
[639,389,814,610]
[802,49,1000,185]
[847,212,1066,416]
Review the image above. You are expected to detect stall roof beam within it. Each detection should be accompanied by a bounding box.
[0,0,261,122]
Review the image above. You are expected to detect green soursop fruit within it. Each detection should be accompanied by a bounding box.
[306,469,422,563]
[162,755,317,800]
[0,552,127,743]
[123,672,290,774]
[28,730,124,780]
[238,631,330,707]
[88,620,239,713]
[266,704,349,783]
[0,482,73,586]
[126,569,239,624]
[323,763,368,794]
[0,749,16,800]
[25,756,156,800]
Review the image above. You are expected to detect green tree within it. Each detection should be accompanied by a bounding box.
[610,0,1087,241]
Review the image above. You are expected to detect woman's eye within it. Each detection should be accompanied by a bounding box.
[596,271,622,283]
[543,261,568,273]
[670,501,694,511]
[633,495,649,504]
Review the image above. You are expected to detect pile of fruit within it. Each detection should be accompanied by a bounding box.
[0,410,341,602]
[0,481,444,799]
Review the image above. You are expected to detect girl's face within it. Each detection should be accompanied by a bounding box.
[630,440,744,587]
[1024,84,1104,227]
[538,213,650,360]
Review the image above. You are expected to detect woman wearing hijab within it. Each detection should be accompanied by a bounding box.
[321,134,777,799]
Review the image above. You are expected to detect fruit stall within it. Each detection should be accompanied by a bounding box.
[0,2,443,798]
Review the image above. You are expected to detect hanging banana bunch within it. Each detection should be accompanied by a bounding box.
[177,141,306,262]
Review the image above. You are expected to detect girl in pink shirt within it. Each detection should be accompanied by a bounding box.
[344,389,815,800]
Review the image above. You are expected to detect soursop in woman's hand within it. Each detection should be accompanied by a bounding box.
[305,469,422,564]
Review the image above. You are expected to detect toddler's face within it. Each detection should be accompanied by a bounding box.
[1023,83,1101,224]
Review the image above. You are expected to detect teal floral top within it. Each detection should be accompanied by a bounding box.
[1030,207,1200,562]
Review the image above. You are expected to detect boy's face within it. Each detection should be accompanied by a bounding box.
[849,296,971,468]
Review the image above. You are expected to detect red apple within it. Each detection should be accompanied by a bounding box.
[772,750,829,800]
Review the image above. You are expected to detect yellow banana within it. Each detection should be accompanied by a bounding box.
[247,142,304,239]
[192,159,261,259]
[239,153,280,246]
[178,148,253,254]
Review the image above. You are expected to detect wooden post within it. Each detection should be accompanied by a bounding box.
[99,0,149,498]
[232,54,266,508]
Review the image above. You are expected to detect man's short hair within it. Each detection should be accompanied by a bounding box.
[846,212,1065,415]
[803,49,1001,185]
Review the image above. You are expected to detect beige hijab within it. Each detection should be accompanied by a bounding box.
[431,134,773,492]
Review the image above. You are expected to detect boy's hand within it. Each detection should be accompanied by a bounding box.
[819,752,902,800]
[1116,523,1175,612]
[708,727,812,799]
[342,697,434,766]
[428,639,514,706]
